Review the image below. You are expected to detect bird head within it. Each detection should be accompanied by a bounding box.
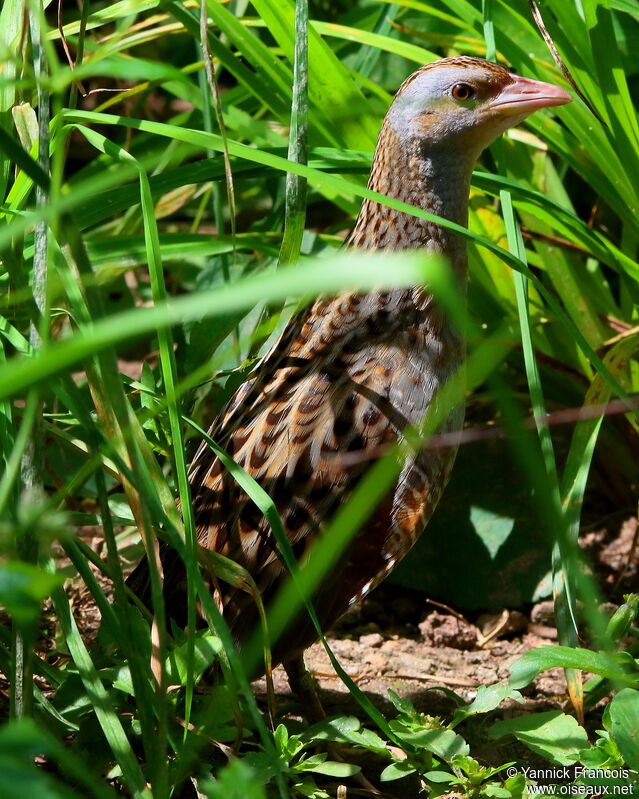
[387,57,572,159]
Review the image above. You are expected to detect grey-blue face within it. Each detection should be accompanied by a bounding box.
[387,57,571,156]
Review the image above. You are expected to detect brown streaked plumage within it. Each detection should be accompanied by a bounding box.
[128,57,571,686]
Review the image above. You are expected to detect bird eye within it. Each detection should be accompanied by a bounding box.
[451,83,475,101]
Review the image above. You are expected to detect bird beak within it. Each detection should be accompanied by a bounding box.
[488,74,572,116]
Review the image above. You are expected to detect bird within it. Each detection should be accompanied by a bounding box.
[128,57,571,704]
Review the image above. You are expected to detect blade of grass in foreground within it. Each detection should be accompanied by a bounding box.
[560,333,639,649]
[278,0,308,268]
[482,0,583,693]
[11,0,50,724]
[47,186,178,791]
[251,0,377,149]
[0,251,437,401]
[351,2,401,78]
[90,125,200,737]
[50,583,151,799]
[501,188,584,722]
[115,451,289,799]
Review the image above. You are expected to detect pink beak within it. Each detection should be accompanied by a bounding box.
[489,74,572,115]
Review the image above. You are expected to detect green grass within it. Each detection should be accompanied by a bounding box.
[1,0,639,796]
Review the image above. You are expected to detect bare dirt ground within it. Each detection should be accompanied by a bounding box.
[252,515,638,721]
[253,588,567,722]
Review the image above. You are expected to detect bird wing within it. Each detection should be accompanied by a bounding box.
[185,288,460,636]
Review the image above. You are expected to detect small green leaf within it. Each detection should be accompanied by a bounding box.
[11,103,38,153]
[504,773,527,799]
[302,716,387,753]
[303,715,360,738]
[380,760,416,782]
[481,785,513,798]
[112,665,134,696]
[0,563,64,625]
[509,646,639,689]
[387,689,417,716]
[168,630,222,685]
[609,688,639,770]
[305,761,360,777]
[451,754,515,781]
[453,683,524,724]
[606,596,639,643]
[274,724,289,753]
[201,758,267,799]
[489,710,589,765]
[398,728,470,760]
[423,770,457,784]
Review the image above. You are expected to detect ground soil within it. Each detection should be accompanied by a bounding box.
[254,596,563,717]
[252,515,638,718]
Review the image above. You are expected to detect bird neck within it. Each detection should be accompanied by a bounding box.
[347,121,476,276]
